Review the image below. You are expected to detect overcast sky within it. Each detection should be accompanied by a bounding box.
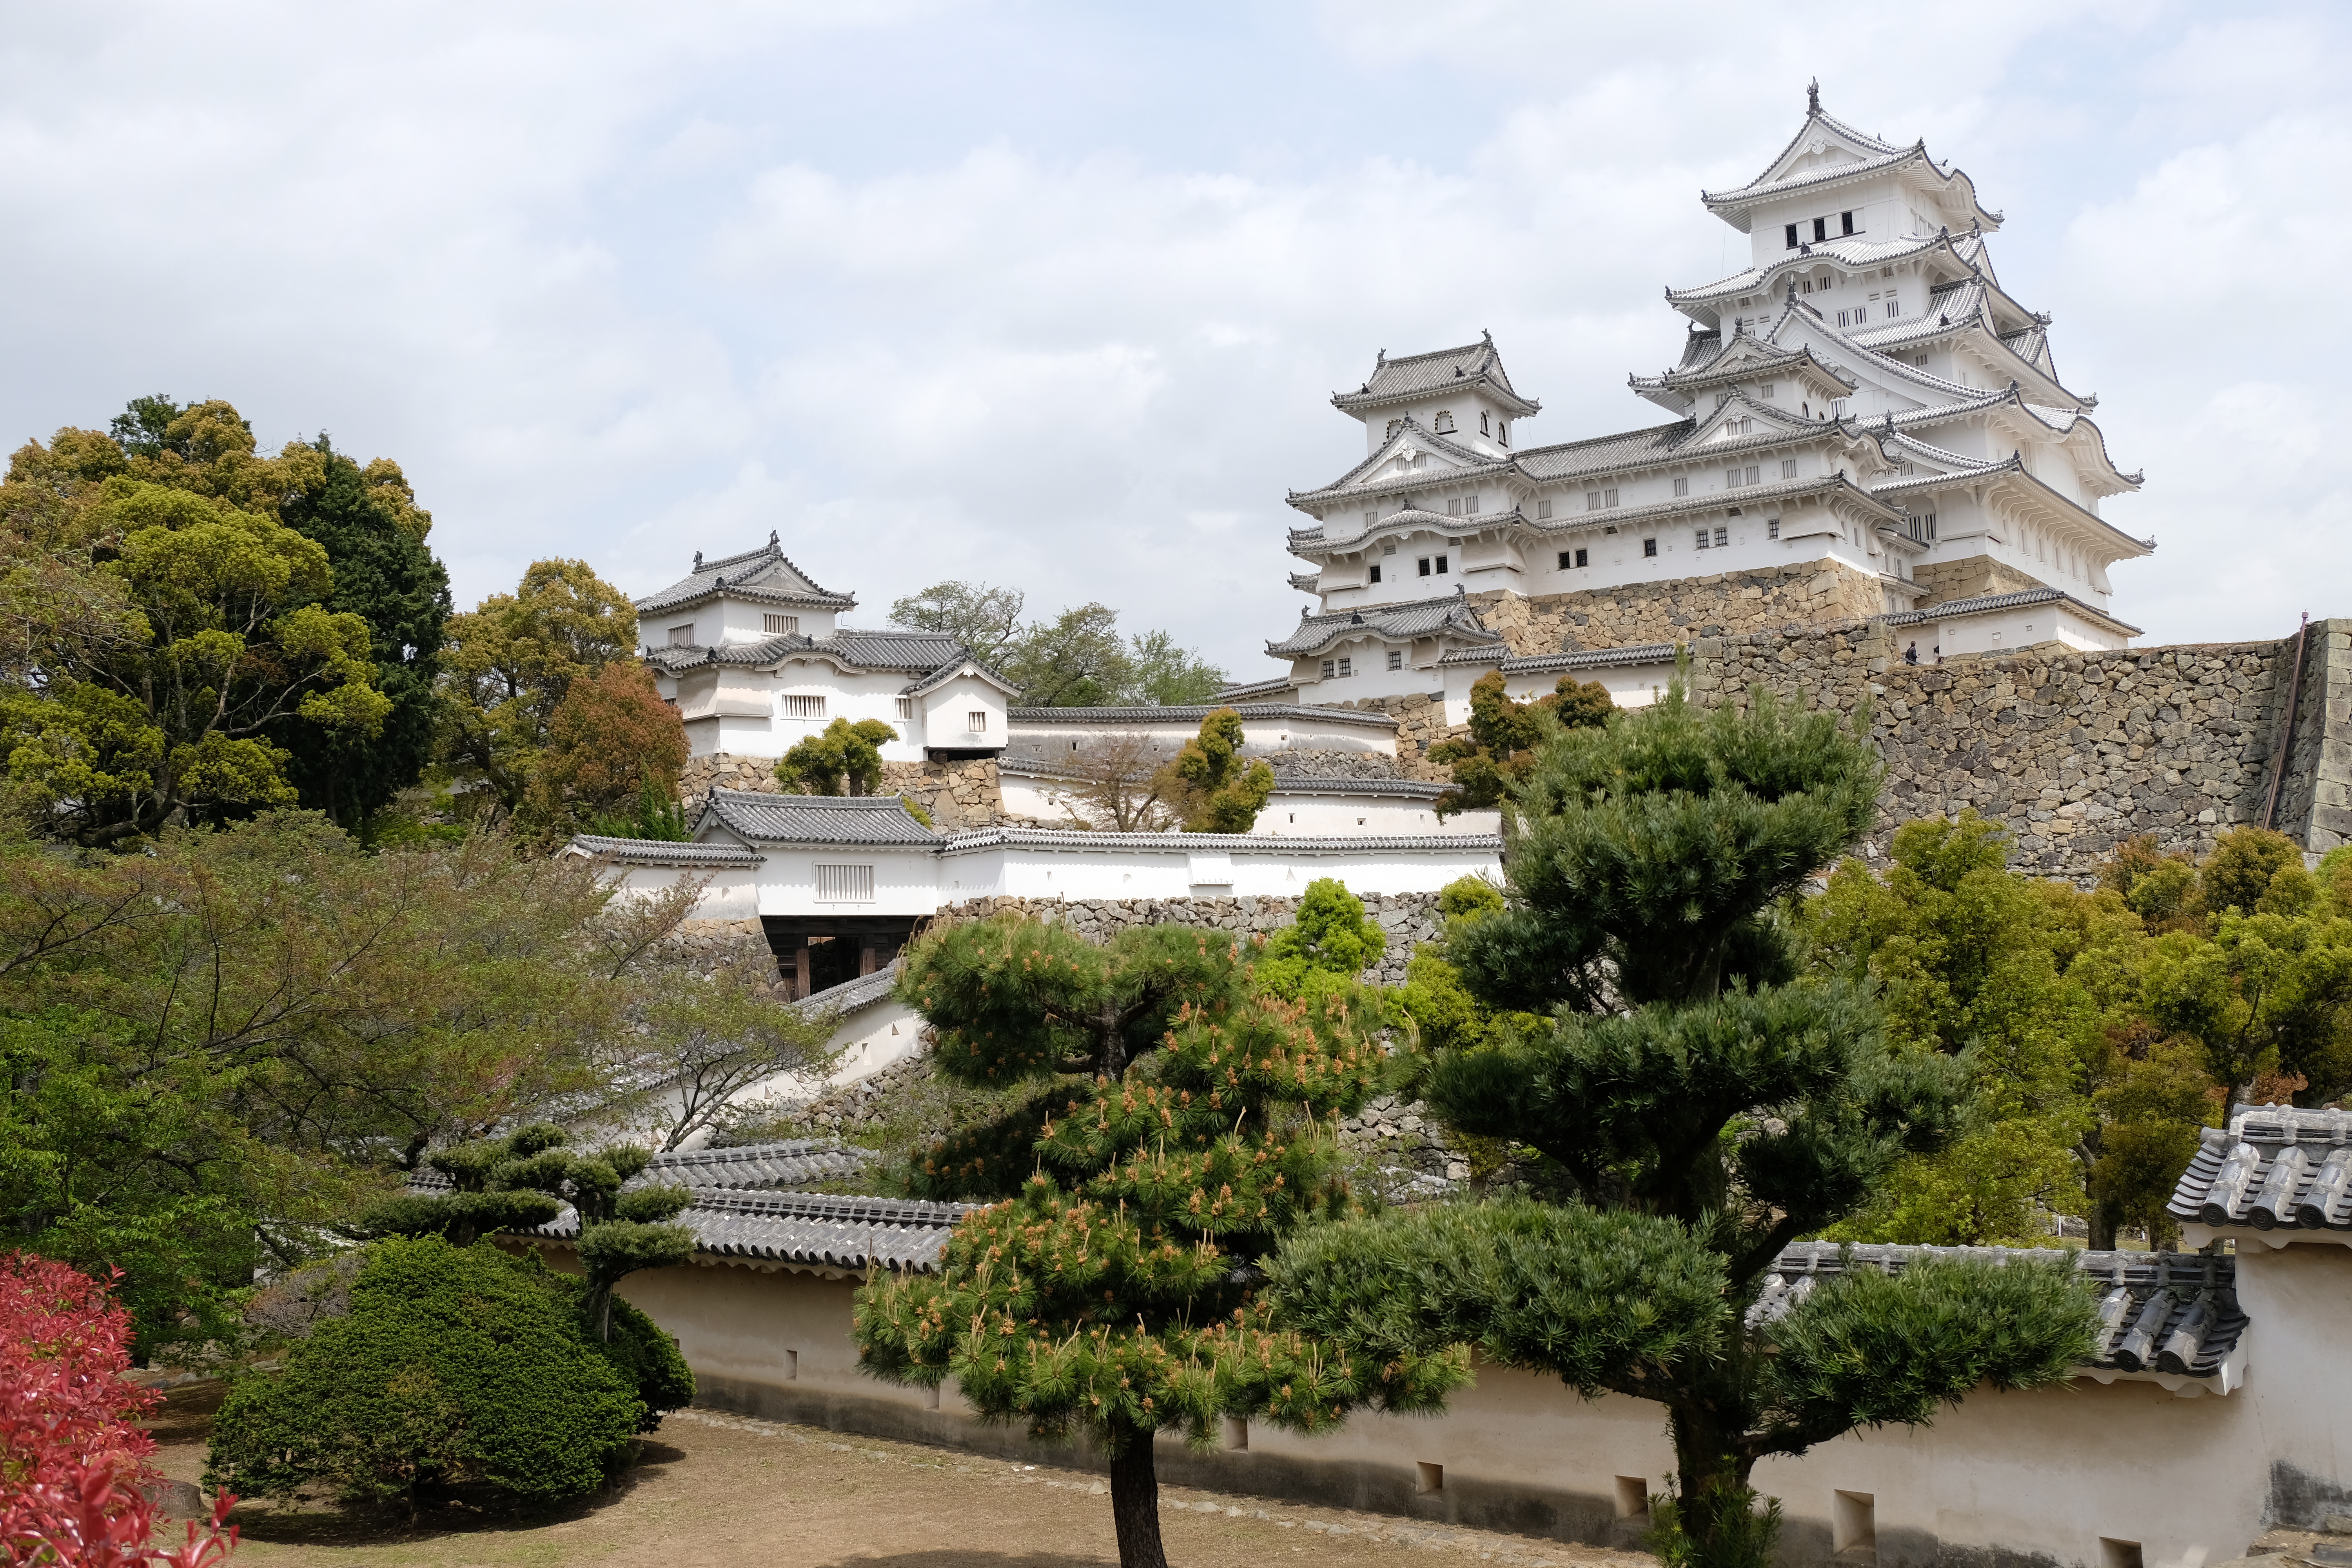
[4,2,2344,679]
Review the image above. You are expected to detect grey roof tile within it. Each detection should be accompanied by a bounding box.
[406,1139,869,1198]
[530,1187,969,1274]
[564,835,764,867]
[942,828,1501,855]
[1332,335,1538,416]
[699,789,941,847]
[1881,586,2142,637]
[1007,703,1398,730]
[1264,775,1452,800]
[792,959,904,1021]
[1216,675,1299,702]
[2169,1105,2352,1235]
[1438,641,1681,671]
[1513,421,1698,482]
[1265,593,1501,659]
[636,539,856,616]
[1762,1241,2247,1382]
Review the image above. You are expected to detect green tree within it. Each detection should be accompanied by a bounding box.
[205,1236,647,1510]
[1163,707,1273,832]
[1123,628,1228,706]
[1266,686,2097,1568]
[1255,877,1386,999]
[437,559,640,818]
[1004,602,1133,707]
[1392,875,1537,1057]
[1,475,393,846]
[857,915,1466,1568]
[269,438,452,834]
[523,661,689,842]
[887,581,1027,661]
[775,716,899,797]
[1429,670,1614,816]
[888,581,1222,707]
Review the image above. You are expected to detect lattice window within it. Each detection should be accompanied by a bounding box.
[815,865,874,904]
[785,695,826,719]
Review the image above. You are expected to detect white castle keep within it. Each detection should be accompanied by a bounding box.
[1236,85,2152,714]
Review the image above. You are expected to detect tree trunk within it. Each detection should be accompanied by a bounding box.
[1669,1401,1773,1568]
[1106,1418,1168,1568]
[2086,1198,2119,1253]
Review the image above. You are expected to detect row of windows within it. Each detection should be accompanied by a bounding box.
[1785,211,1858,248]
[1835,302,1902,327]
[1382,412,1512,444]
[666,613,800,647]
[1318,650,1408,680]
[1366,554,1447,583]
[1552,517,1780,571]
[783,695,987,731]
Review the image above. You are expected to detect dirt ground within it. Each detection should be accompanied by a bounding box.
[145,1385,1658,1568]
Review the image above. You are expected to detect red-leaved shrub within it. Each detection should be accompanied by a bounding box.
[0,1251,236,1566]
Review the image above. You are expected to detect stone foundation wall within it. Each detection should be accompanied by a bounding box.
[677,754,1005,831]
[1702,623,2305,877]
[1325,693,1455,782]
[652,918,783,987]
[1266,748,1404,781]
[933,893,1442,987]
[1472,558,1889,656]
[1910,553,2046,610]
[2268,621,2352,855]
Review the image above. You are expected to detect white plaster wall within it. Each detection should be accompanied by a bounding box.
[915,673,1009,754]
[1256,793,1497,838]
[938,840,1500,902]
[752,846,941,918]
[1008,710,1397,759]
[1931,603,2127,659]
[604,861,762,920]
[1441,659,1676,726]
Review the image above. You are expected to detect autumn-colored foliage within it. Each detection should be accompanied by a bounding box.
[0,1250,236,1566]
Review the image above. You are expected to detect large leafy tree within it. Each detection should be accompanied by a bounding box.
[1266,686,2098,1568]
[437,558,640,818]
[269,437,452,833]
[522,661,689,842]
[855,915,1466,1568]
[887,581,1224,708]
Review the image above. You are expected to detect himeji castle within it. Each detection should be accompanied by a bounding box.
[1234,85,2152,711]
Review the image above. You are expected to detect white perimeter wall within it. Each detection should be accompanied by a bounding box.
[939,839,1499,903]
[1442,657,1677,726]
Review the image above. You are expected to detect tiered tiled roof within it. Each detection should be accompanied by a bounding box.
[636,536,855,616]
[1437,642,1680,672]
[1762,1241,2247,1389]
[1331,334,1539,417]
[698,789,941,848]
[407,1138,869,1198]
[1880,585,2144,638]
[2171,1105,2352,1240]
[1265,592,1502,659]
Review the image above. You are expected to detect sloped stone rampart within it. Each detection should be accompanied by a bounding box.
[933,892,1441,988]
[1472,558,1888,655]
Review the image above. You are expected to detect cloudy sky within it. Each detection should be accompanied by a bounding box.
[3,2,2343,678]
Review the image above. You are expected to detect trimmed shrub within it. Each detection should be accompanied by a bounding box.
[205,1237,643,1510]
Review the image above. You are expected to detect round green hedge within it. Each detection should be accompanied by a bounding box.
[206,1236,648,1508]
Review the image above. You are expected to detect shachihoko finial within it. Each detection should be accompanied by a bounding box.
[1807,79,1820,114]
[693,550,704,569]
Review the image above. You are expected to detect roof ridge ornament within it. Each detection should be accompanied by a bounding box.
[693,550,703,569]
[768,529,779,548]
[1807,78,1820,115]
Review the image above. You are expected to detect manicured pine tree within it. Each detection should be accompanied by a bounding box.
[1266,684,2100,1568]
[854,915,1466,1568]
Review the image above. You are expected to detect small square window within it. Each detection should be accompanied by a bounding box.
[1714,526,1729,548]
[763,613,799,635]
[1840,211,1855,235]
[668,624,695,646]
[1574,547,1589,568]
[1695,528,1710,549]
[1319,659,1336,679]
[1784,222,1800,249]
[1604,488,1620,507]
[1558,550,1574,570]
[1336,656,1353,677]
[895,697,914,719]
[1417,558,1431,577]
[1643,537,1658,558]
[1781,459,1797,479]
[967,710,987,732]
[1537,498,1553,519]
[1725,468,1741,488]
[1463,494,1479,514]
[1744,465,1760,485]
[1760,383,1775,399]
[1447,497,1462,516]
[1363,509,1377,528]
[1387,650,1403,671]
[1768,518,1780,539]
[1673,476,1689,497]
[1433,556,1448,575]
[1586,490,1603,511]
[1813,216,1828,242]
[1368,563,1382,584]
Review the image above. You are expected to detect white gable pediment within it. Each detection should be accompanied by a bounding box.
[1353,433,1477,490]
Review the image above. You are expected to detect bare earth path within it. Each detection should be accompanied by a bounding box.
[144,1387,1655,1568]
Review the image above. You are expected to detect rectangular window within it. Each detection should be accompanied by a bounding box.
[1586,490,1604,510]
[1433,555,1448,574]
[763,613,799,635]
[1695,528,1711,549]
[1446,497,1462,516]
[1812,216,1828,242]
[1744,465,1760,485]
[1417,557,1431,577]
[784,694,826,719]
[1381,543,1396,554]
[1784,222,1800,249]
[668,624,695,646]
[1336,656,1354,677]
[1387,650,1403,671]
[1781,459,1797,479]
[1604,488,1620,507]
[1368,563,1382,584]
[1673,476,1689,497]
[1363,510,1377,528]
[1725,467,1742,488]
[1759,383,1775,399]
[1643,537,1658,558]
[1714,526,1729,548]
[1837,309,1850,328]
[1320,659,1336,679]
[1840,211,1855,235]
[1536,498,1553,519]
[1574,547,1589,568]
[815,865,875,904]
[967,710,987,732]
[1558,550,1574,570]
[1768,518,1780,539]
[896,696,914,719]
[1463,494,1480,514]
